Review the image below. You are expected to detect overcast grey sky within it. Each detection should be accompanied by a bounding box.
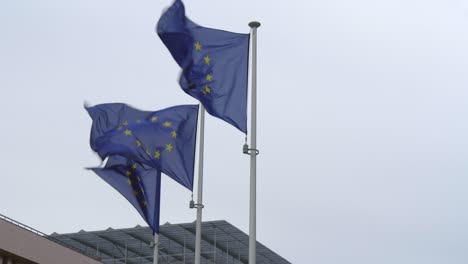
[2,0,468,263]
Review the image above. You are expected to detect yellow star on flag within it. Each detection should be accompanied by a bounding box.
[127,179,132,185]
[206,74,213,82]
[194,41,202,50]
[146,149,151,155]
[142,200,147,206]
[126,171,132,176]
[166,143,173,152]
[171,130,177,138]
[151,116,158,122]
[163,121,172,127]
[205,85,211,94]
[136,140,142,147]
[204,55,210,64]
[154,150,161,159]
[124,129,132,136]
[131,164,137,170]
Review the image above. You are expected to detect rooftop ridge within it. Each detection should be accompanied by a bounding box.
[0,213,100,261]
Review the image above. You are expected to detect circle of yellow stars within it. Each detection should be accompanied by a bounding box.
[125,163,147,207]
[120,117,178,161]
[194,41,214,97]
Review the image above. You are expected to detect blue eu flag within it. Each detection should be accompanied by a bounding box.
[157,0,249,133]
[90,155,162,233]
[86,103,199,190]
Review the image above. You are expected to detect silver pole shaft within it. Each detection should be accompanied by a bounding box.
[195,105,206,264]
[248,21,260,264]
[153,233,159,264]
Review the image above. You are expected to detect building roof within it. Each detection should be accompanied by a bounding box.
[50,220,290,264]
[0,214,101,264]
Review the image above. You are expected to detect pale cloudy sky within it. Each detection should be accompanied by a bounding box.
[1,0,468,263]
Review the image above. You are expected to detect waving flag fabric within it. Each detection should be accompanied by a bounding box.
[90,156,162,233]
[157,0,249,133]
[86,103,199,190]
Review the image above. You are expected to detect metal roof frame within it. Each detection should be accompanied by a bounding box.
[50,220,290,264]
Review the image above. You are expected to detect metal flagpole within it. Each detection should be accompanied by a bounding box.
[193,105,206,264]
[153,171,162,264]
[248,21,260,264]
[153,233,159,264]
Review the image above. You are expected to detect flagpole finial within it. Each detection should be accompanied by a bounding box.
[248,21,261,28]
